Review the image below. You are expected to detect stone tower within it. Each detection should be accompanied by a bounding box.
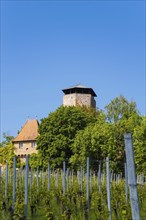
[62,84,97,108]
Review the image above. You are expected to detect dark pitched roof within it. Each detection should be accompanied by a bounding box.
[13,119,39,142]
[62,84,97,97]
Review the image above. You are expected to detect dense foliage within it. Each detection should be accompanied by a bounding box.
[133,117,146,173]
[0,96,146,174]
[37,105,99,168]
[36,96,146,174]
[0,133,15,167]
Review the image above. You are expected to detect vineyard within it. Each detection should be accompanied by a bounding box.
[0,157,146,220]
[0,133,146,220]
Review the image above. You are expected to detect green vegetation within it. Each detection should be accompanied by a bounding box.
[0,94,146,219]
[36,96,145,174]
[0,133,15,167]
[0,133,14,148]
[0,95,146,174]
[0,166,146,220]
[36,105,99,168]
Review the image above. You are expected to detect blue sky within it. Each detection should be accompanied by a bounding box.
[1,0,145,141]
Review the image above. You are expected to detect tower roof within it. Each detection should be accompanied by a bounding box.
[62,84,97,97]
[13,119,39,142]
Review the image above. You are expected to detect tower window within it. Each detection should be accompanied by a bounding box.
[31,142,36,148]
[19,143,23,149]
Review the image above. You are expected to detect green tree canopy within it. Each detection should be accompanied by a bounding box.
[37,105,100,168]
[0,133,14,148]
[133,116,146,174]
[104,96,142,172]
[0,143,15,167]
[36,97,145,172]
[70,112,108,169]
[105,95,139,123]
[70,96,143,172]
[0,133,21,167]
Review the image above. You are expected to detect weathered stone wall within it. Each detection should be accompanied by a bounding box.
[91,96,96,108]
[63,93,96,108]
[63,94,76,106]
[14,141,37,156]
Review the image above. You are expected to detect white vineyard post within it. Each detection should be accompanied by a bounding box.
[48,163,50,191]
[41,168,44,186]
[36,167,39,188]
[124,133,140,220]
[110,172,113,182]
[86,157,90,217]
[141,173,144,185]
[66,168,69,191]
[93,171,96,186]
[30,169,32,189]
[24,155,29,218]
[125,162,128,203]
[71,169,74,186]
[80,166,83,192]
[56,169,58,188]
[77,170,79,185]
[90,169,92,193]
[12,156,16,212]
[30,169,33,204]
[82,167,84,191]
[5,161,8,204]
[106,157,112,220]
[98,162,101,193]
[113,173,116,182]
[63,161,66,195]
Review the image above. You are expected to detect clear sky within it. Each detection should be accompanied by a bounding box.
[0,0,145,141]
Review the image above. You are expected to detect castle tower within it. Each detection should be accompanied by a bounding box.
[62,84,97,108]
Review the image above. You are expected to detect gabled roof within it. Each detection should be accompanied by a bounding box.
[62,84,97,97]
[13,119,39,142]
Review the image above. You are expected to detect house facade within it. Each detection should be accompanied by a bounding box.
[12,119,39,161]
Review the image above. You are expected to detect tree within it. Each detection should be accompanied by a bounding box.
[70,112,108,169]
[37,105,99,168]
[29,153,43,169]
[0,133,16,167]
[105,95,139,123]
[133,116,146,174]
[0,142,15,167]
[0,133,14,147]
[70,102,142,173]
[37,98,143,172]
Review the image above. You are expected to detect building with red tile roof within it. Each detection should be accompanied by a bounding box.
[12,119,39,160]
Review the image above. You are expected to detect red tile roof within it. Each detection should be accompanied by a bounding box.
[13,119,39,142]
